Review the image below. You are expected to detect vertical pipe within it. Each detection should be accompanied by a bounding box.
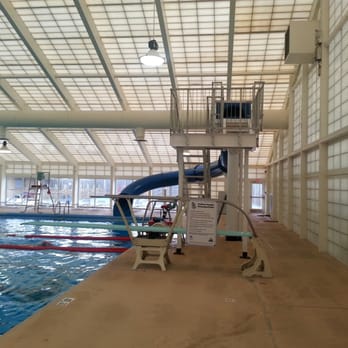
[318,0,329,252]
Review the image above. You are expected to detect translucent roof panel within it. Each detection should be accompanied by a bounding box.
[118,77,171,110]
[0,142,29,162]
[49,129,106,163]
[88,1,168,75]
[5,78,69,111]
[0,90,18,111]
[92,129,147,164]
[12,0,105,75]
[9,129,67,162]
[235,0,313,33]
[144,131,177,164]
[165,1,230,77]
[0,0,318,170]
[61,77,122,111]
[0,12,44,77]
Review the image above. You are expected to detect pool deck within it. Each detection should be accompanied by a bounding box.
[1,214,348,348]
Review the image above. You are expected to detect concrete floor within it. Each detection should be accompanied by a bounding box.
[1,214,348,348]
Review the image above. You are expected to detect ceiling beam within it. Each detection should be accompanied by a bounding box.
[74,0,129,111]
[6,134,41,166]
[0,70,295,79]
[40,129,78,166]
[85,129,115,164]
[155,0,178,91]
[0,109,288,129]
[0,0,78,111]
[0,79,30,110]
[226,0,236,99]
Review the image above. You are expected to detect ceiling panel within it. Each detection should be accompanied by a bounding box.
[9,129,67,162]
[49,129,106,163]
[92,129,147,164]
[0,0,316,168]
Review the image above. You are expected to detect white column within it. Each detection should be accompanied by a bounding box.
[318,0,329,252]
[175,147,185,253]
[226,148,240,231]
[243,149,250,216]
[0,164,6,205]
[241,149,250,256]
[300,64,309,239]
[72,166,78,208]
[287,77,295,229]
[278,160,284,224]
[272,164,278,221]
[287,157,294,229]
[300,152,308,239]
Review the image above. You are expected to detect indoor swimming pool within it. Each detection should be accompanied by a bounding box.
[0,215,130,335]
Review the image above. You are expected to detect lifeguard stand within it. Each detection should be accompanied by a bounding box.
[24,171,55,213]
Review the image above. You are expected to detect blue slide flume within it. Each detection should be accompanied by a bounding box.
[113,151,227,216]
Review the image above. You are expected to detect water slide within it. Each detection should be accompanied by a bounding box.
[113,151,227,216]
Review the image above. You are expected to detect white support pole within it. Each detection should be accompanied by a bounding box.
[287,76,295,229]
[73,167,78,208]
[226,149,240,232]
[0,164,6,206]
[241,149,250,258]
[318,0,329,252]
[318,143,328,252]
[278,132,284,224]
[175,147,185,254]
[300,152,308,239]
[300,64,309,239]
[238,150,243,228]
[272,163,278,221]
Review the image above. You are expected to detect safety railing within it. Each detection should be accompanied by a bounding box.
[170,81,264,137]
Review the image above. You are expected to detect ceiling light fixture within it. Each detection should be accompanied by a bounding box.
[0,140,11,154]
[140,1,164,68]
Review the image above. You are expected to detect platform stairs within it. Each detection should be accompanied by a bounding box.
[24,171,56,213]
[180,148,211,200]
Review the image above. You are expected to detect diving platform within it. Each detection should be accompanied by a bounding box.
[170,132,257,148]
[170,82,264,150]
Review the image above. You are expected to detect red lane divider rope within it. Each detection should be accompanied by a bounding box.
[0,244,128,253]
[6,234,130,241]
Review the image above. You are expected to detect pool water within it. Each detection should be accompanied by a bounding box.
[0,216,129,335]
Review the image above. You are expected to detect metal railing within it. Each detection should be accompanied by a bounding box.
[170,81,264,137]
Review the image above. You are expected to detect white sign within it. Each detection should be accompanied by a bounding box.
[186,199,217,246]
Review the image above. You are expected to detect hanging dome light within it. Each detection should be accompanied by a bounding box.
[140,39,165,68]
[140,1,164,68]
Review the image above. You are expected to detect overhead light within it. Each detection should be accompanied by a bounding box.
[139,1,164,68]
[183,151,191,156]
[0,140,11,154]
[140,39,165,68]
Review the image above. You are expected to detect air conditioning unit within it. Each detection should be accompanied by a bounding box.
[284,21,319,64]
